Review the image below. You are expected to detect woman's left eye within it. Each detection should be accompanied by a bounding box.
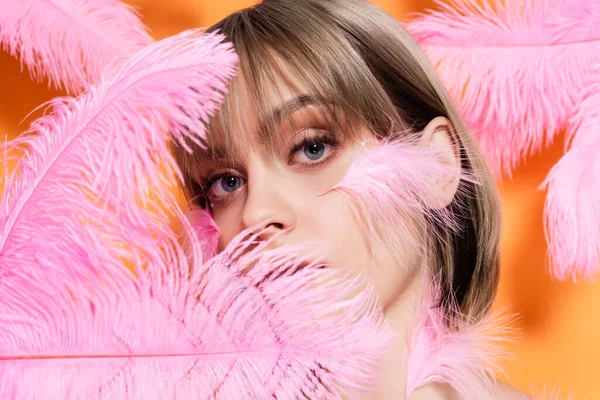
[292,140,333,164]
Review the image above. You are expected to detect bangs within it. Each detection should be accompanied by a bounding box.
[174,2,407,179]
[205,40,366,165]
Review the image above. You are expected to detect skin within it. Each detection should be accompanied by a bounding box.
[193,63,530,399]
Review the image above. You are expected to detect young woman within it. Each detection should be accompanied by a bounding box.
[173,0,531,398]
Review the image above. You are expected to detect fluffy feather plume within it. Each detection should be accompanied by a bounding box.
[540,68,600,281]
[326,138,521,397]
[0,29,237,281]
[408,0,600,281]
[0,0,153,93]
[323,136,475,265]
[404,275,515,400]
[0,30,238,369]
[0,28,392,398]
[407,0,600,177]
[0,224,392,398]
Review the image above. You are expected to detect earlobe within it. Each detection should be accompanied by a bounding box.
[419,117,461,209]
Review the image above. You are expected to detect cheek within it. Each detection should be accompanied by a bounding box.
[308,190,419,308]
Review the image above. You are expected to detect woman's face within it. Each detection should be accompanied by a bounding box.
[195,68,420,310]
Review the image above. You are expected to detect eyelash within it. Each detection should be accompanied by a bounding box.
[198,128,340,206]
[288,129,340,167]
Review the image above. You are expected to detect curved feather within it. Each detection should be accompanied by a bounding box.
[0,29,238,293]
[0,28,392,398]
[540,69,600,281]
[323,137,476,264]
[0,0,153,93]
[407,0,600,177]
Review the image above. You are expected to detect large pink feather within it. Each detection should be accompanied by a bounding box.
[540,68,600,281]
[0,0,153,93]
[0,29,237,281]
[0,224,391,398]
[0,28,392,397]
[407,0,600,177]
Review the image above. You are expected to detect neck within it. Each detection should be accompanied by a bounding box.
[371,267,425,399]
[370,269,469,400]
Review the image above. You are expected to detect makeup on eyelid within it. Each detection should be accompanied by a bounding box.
[199,128,343,208]
[195,105,351,209]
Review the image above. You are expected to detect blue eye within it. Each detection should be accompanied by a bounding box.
[209,175,245,199]
[293,141,332,163]
[304,142,325,160]
[221,176,243,192]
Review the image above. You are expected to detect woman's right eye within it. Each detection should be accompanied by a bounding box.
[208,175,246,200]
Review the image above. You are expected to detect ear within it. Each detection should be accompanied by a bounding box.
[418,116,461,208]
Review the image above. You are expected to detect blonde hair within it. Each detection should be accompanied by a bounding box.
[173,0,502,321]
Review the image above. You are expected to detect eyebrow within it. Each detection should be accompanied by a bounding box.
[201,94,326,162]
[256,94,321,144]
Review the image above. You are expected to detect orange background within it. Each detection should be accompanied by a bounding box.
[1,0,597,398]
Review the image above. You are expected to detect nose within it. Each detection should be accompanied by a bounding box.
[240,166,297,242]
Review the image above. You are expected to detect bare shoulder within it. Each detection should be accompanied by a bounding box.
[409,381,533,400]
[409,382,461,400]
[496,381,534,400]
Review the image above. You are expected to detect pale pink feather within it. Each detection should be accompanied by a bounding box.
[404,276,515,400]
[326,137,518,397]
[324,137,475,264]
[0,0,153,93]
[407,0,600,178]
[319,137,522,398]
[540,68,600,281]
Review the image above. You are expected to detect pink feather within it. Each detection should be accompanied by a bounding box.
[540,68,600,281]
[407,0,600,178]
[323,136,475,264]
[404,276,515,400]
[183,208,221,259]
[325,137,525,397]
[0,29,238,281]
[0,0,153,94]
[0,29,392,397]
[0,224,391,398]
